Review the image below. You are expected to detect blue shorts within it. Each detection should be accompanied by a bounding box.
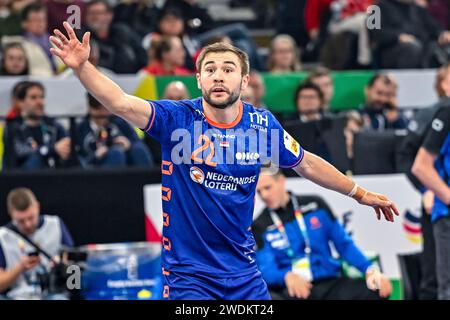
[162,268,271,300]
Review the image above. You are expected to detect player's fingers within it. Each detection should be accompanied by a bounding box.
[381,206,393,222]
[54,29,69,44]
[375,207,381,220]
[82,32,91,48]
[49,36,64,50]
[287,285,294,298]
[63,21,77,41]
[390,202,400,216]
[50,47,63,58]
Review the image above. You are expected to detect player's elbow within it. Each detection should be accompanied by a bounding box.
[412,149,434,181]
[411,157,429,182]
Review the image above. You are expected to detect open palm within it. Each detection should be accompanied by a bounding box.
[49,22,91,70]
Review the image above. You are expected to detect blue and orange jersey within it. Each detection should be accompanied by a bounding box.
[144,97,304,278]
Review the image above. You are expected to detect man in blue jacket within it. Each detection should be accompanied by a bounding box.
[253,171,392,300]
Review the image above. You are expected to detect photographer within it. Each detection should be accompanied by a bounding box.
[0,188,74,300]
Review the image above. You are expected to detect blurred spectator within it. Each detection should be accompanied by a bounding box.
[163,0,214,36]
[15,2,62,76]
[139,35,192,76]
[2,81,73,170]
[195,22,265,71]
[83,0,147,74]
[44,0,85,34]
[306,0,373,68]
[113,0,158,39]
[294,82,325,122]
[163,81,190,100]
[361,74,408,131]
[0,0,30,39]
[427,0,450,30]
[76,93,154,168]
[142,6,197,71]
[241,86,256,106]
[249,70,266,109]
[0,42,29,76]
[306,67,334,111]
[5,81,30,119]
[58,39,115,78]
[370,0,450,69]
[343,111,364,164]
[268,34,301,73]
[253,170,392,300]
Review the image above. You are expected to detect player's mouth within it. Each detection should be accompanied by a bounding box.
[210,87,229,97]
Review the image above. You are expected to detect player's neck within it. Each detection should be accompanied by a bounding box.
[202,99,241,125]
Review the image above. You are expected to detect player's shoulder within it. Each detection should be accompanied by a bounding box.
[150,97,204,118]
[433,105,450,122]
[242,102,282,129]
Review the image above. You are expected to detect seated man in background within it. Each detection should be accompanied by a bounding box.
[248,70,266,109]
[76,93,154,168]
[360,74,408,131]
[253,170,392,300]
[306,67,335,112]
[0,188,74,300]
[2,81,73,170]
[293,82,327,122]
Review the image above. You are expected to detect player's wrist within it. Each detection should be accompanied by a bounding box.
[347,183,367,202]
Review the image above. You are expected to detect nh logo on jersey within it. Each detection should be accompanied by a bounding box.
[189,166,205,184]
[283,130,300,157]
[249,112,269,126]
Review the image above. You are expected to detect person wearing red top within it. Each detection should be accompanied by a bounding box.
[139,35,192,76]
[305,0,373,38]
[305,0,373,66]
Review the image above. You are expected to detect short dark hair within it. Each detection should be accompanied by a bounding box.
[15,81,45,101]
[11,81,31,99]
[7,188,37,214]
[366,73,393,88]
[306,66,331,83]
[294,81,324,105]
[87,92,102,109]
[21,3,46,21]
[86,0,113,12]
[153,36,175,62]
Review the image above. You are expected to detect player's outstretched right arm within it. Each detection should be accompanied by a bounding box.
[49,22,150,129]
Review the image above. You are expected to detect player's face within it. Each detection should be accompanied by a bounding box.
[197,51,249,109]
[257,174,286,209]
[11,202,40,236]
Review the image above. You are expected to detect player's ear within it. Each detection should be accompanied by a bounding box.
[241,74,250,90]
[196,73,201,90]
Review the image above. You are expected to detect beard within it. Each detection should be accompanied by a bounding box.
[202,85,242,109]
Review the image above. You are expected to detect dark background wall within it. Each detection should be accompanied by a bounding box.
[0,168,162,246]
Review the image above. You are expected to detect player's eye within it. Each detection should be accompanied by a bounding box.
[205,68,214,74]
[224,68,233,73]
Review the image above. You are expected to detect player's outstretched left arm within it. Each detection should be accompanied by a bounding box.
[293,151,400,222]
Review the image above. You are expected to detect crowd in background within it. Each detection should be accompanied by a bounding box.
[0,0,450,172]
